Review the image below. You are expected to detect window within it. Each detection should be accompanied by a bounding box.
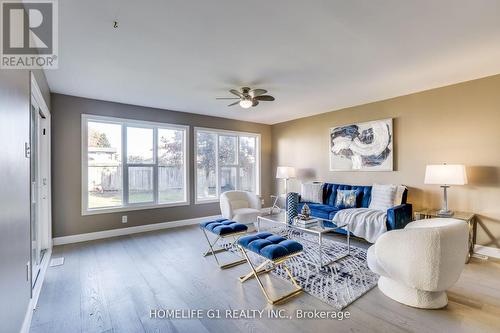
[87,121,123,209]
[82,115,188,214]
[195,128,260,203]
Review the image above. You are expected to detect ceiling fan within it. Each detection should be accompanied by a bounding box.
[216,87,275,109]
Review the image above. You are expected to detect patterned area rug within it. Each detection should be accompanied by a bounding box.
[225,226,379,310]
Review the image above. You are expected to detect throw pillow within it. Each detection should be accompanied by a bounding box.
[300,182,324,203]
[369,184,397,211]
[334,189,358,209]
[393,185,407,206]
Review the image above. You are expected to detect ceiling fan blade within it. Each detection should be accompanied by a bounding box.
[252,100,259,107]
[250,89,267,97]
[228,101,240,107]
[216,97,240,100]
[229,89,244,98]
[254,95,275,101]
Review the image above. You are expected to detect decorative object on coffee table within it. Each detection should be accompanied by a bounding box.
[424,164,468,216]
[286,192,299,224]
[299,202,311,219]
[293,216,319,228]
[414,209,476,263]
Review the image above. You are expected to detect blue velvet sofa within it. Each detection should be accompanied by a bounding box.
[296,183,413,234]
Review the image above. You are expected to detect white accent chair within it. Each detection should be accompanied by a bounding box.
[220,191,262,229]
[367,218,469,309]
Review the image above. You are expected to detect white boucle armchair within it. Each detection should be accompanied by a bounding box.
[220,191,262,229]
[367,218,469,309]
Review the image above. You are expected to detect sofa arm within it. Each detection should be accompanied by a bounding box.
[386,204,413,230]
[375,227,440,288]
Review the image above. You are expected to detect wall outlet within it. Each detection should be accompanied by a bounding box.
[121,215,128,223]
[261,198,265,206]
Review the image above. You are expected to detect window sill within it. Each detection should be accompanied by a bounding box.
[194,198,220,205]
[82,201,190,216]
[194,192,261,205]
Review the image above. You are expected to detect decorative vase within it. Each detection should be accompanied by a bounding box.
[286,192,299,224]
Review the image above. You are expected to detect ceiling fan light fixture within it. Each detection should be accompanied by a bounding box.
[239,99,253,109]
[218,87,274,109]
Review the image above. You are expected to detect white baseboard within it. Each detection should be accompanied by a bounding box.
[53,214,222,246]
[20,301,33,333]
[474,245,500,259]
[20,248,52,333]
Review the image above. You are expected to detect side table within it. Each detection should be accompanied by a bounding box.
[414,209,476,263]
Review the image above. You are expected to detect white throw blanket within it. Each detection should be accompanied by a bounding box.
[332,208,387,243]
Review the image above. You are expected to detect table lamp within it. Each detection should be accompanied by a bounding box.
[276,166,296,195]
[424,164,467,216]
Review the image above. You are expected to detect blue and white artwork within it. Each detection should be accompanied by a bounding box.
[329,118,393,171]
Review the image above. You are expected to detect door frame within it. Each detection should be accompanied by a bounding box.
[21,72,53,333]
[29,73,52,277]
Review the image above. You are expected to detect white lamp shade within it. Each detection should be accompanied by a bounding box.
[424,164,468,185]
[276,166,296,179]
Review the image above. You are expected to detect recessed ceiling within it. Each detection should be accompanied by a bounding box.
[45,0,500,124]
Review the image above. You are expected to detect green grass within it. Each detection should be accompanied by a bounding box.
[89,188,184,208]
[89,192,122,208]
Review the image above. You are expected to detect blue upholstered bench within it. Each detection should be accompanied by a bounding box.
[200,219,248,236]
[200,218,249,269]
[237,232,304,304]
[237,232,303,260]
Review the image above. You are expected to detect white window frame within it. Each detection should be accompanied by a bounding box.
[194,127,261,204]
[82,114,190,215]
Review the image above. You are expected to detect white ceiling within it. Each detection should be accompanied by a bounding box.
[45,0,500,124]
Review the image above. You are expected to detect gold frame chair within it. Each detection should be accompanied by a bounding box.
[201,228,248,269]
[238,245,303,304]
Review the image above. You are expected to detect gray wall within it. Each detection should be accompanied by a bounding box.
[51,93,272,237]
[0,69,49,333]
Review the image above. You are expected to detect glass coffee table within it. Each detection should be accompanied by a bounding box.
[257,214,352,268]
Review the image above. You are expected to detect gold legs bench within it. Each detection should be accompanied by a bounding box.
[237,232,304,304]
[200,219,248,269]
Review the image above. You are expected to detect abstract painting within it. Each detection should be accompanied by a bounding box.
[329,118,393,171]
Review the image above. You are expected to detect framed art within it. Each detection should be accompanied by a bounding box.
[329,118,393,171]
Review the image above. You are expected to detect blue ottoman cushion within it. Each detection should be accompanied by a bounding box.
[237,232,303,260]
[200,219,248,236]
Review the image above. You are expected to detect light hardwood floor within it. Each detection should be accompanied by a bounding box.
[30,225,500,333]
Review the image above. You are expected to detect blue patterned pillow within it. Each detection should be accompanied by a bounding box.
[334,190,358,209]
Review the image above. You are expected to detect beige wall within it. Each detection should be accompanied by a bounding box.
[51,94,272,238]
[271,74,500,249]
